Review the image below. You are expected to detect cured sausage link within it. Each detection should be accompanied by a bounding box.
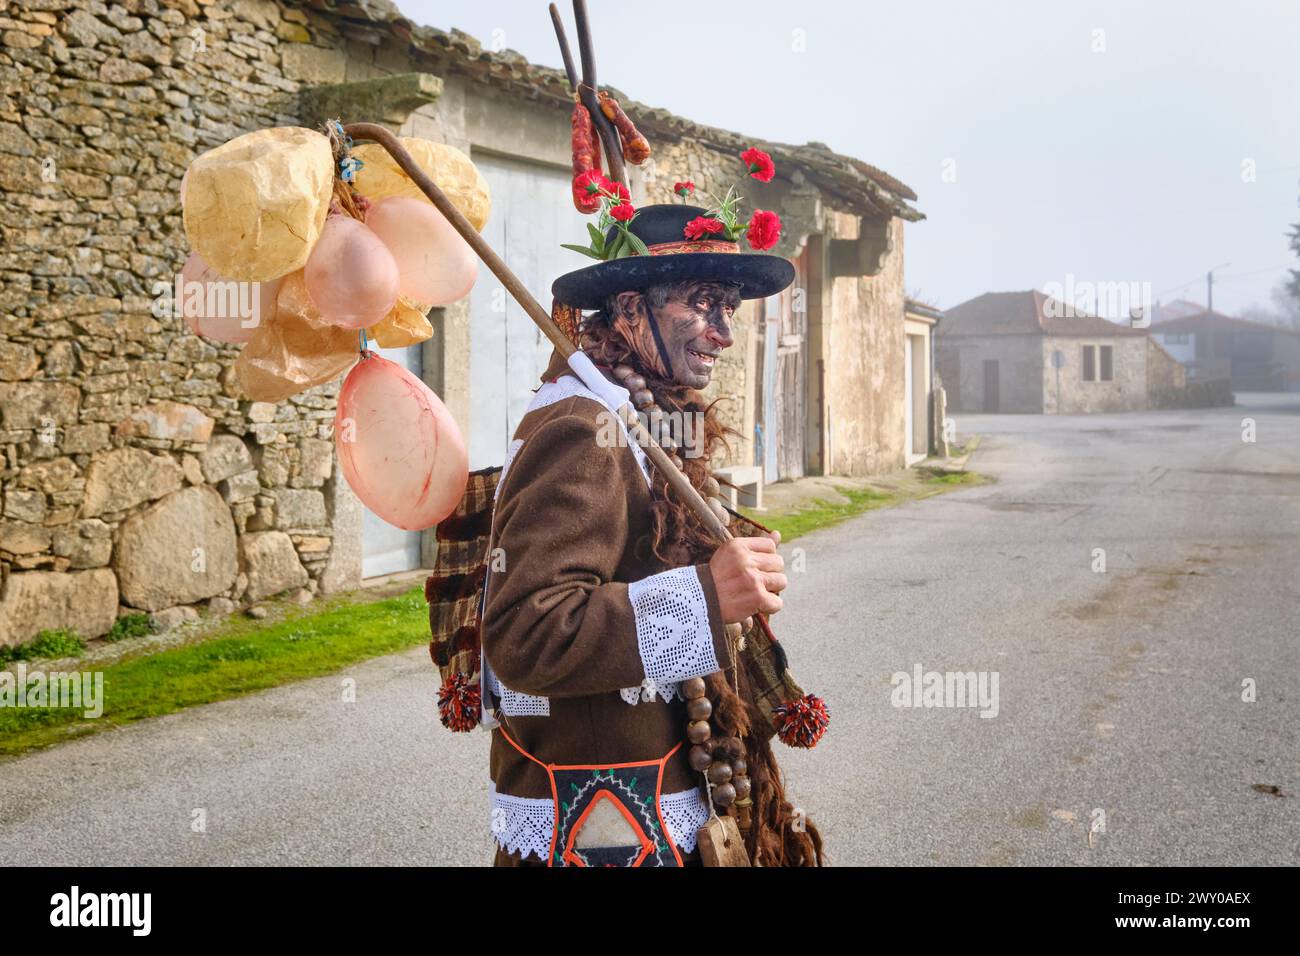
[598,91,651,166]
[570,100,603,212]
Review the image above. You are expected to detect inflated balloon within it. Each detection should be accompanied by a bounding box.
[235,270,359,402]
[365,197,478,307]
[178,252,280,344]
[335,353,468,531]
[182,126,333,282]
[304,214,401,329]
[352,138,491,232]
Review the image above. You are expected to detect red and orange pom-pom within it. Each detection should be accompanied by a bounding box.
[437,672,481,732]
[773,694,830,748]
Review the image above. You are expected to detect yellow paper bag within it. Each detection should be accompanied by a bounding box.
[183,127,334,282]
[370,296,434,349]
[352,138,490,232]
[234,270,359,402]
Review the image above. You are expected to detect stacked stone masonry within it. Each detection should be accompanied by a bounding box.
[0,0,350,645]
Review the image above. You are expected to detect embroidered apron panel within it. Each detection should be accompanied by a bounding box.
[496,724,685,868]
[553,764,680,868]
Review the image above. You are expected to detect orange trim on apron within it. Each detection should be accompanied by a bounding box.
[495,723,686,867]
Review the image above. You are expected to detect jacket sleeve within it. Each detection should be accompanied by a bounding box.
[481,404,729,699]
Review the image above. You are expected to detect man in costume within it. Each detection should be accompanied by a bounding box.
[476,203,824,866]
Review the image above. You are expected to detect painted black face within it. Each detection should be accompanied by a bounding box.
[651,282,742,389]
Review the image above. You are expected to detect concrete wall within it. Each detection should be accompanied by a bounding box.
[1151,330,1195,366]
[822,214,907,475]
[936,334,1044,413]
[1146,338,1187,394]
[1042,336,1147,414]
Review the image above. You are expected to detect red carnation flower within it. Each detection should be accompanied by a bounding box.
[674,180,696,197]
[605,179,631,204]
[574,169,605,195]
[684,216,725,240]
[609,201,636,222]
[741,147,775,183]
[746,209,781,250]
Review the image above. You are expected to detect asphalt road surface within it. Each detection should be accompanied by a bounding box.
[2,394,1296,866]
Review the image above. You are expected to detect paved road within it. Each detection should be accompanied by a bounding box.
[2,395,1297,865]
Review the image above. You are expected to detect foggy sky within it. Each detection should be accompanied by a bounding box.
[397,0,1300,317]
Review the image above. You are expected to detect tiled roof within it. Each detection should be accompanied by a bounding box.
[939,291,1146,337]
[289,0,923,222]
[1152,310,1300,337]
[905,299,944,322]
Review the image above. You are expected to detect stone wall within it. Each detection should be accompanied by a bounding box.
[1150,376,1234,409]
[1044,335,1147,414]
[935,334,1044,413]
[0,0,356,645]
[824,214,907,475]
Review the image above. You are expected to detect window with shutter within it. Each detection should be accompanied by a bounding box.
[1099,345,1113,381]
[1082,344,1096,382]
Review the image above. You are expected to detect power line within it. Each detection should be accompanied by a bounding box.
[1212,262,1295,282]
[1155,262,1295,299]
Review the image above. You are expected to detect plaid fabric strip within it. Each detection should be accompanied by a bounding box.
[426,466,503,686]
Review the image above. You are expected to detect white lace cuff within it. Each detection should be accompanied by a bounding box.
[482,656,550,717]
[627,566,720,685]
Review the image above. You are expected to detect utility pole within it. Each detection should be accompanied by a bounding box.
[1206,262,1230,314]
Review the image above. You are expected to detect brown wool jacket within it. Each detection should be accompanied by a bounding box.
[481,351,729,826]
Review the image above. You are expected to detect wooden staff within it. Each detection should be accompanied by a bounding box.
[342,122,729,542]
[547,3,580,90]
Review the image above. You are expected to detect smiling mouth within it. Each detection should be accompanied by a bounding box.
[687,348,718,368]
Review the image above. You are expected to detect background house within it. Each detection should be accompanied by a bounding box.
[0,0,922,643]
[1149,308,1300,391]
[936,290,1182,414]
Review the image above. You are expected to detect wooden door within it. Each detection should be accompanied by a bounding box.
[768,250,807,480]
[467,153,589,469]
[982,359,1000,412]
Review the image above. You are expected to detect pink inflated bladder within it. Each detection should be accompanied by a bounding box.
[334,352,468,530]
[304,214,401,329]
[178,251,280,344]
[364,196,478,307]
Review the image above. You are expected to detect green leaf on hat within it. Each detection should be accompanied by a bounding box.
[625,232,649,256]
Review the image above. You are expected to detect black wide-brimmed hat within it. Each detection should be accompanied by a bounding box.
[551,204,795,310]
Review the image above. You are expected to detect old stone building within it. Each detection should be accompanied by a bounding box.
[937,290,1188,414]
[0,0,921,644]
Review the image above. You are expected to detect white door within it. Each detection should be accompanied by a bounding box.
[467,154,590,469]
[361,340,424,577]
[905,335,915,459]
[905,333,928,464]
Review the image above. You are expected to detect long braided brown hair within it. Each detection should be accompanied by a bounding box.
[580,300,825,867]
